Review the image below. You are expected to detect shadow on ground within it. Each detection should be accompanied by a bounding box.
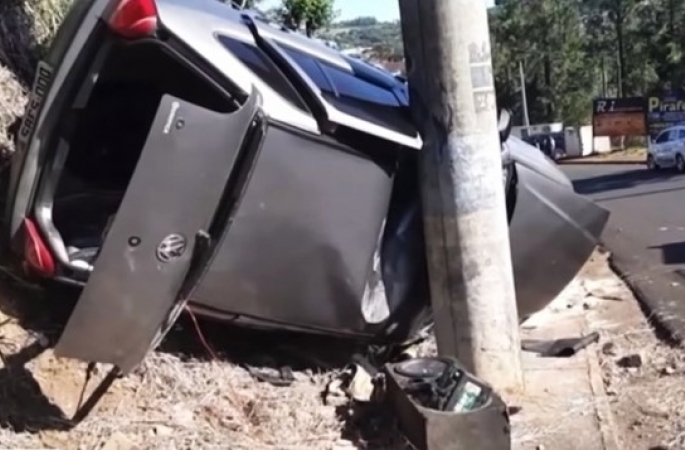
[572,168,683,196]
[0,339,71,433]
[592,185,685,203]
[336,402,411,450]
[649,241,685,266]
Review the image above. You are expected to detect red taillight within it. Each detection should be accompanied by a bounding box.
[108,0,158,39]
[23,218,56,277]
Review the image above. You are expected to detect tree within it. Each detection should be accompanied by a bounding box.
[304,0,335,36]
[241,0,263,8]
[582,0,642,97]
[281,0,335,36]
[490,0,595,126]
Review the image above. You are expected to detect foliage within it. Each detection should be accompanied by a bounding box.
[491,0,685,126]
[490,0,595,126]
[280,0,335,36]
[320,0,685,127]
[318,20,403,59]
[243,0,262,7]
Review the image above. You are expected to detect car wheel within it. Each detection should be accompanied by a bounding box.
[677,154,685,173]
[647,155,660,170]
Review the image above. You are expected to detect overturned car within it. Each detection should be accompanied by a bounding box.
[3,0,609,373]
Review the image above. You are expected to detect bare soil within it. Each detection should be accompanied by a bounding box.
[585,253,685,450]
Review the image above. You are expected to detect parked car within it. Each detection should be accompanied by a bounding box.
[647,125,685,171]
[523,133,565,161]
[550,131,566,155]
[3,0,609,373]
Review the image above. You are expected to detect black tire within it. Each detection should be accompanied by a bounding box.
[647,155,660,171]
[677,154,685,173]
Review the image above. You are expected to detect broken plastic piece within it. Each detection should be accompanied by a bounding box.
[384,357,511,450]
[23,218,55,277]
[245,363,295,387]
[521,331,600,357]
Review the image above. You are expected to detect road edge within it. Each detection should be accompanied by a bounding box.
[558,160,644,166]
[584,305,622,450]
[607,250,685,346]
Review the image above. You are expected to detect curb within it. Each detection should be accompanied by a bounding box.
[584,319,622,450]
[558,160,645,166]
[607,251,685,346]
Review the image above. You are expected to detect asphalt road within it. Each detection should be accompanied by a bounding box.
[562,163,685,340]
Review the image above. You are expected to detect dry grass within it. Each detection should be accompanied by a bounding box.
[0,67,25,157]
[0,280,413,449]
[0,0,72,155]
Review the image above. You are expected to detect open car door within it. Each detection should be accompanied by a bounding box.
[54,89,264,374]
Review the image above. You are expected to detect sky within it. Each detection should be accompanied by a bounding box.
[261,0,496,23]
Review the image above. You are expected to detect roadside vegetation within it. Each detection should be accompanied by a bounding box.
[0,0,71,154]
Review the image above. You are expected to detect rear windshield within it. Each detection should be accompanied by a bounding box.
[279,44,415,136]
[218,34,310,113]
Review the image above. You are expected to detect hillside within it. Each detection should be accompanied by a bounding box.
[319,17,403,60]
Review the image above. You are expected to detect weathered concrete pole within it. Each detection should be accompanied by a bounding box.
[398,0,523,391]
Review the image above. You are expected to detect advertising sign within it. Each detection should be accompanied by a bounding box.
[592,97,646,137]
[645,91,685,140]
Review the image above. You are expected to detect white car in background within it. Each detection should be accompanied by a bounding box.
[648,125,685,172]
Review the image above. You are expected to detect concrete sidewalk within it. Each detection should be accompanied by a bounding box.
[510,252,623,450]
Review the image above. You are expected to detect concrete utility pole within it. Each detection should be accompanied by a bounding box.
[398,0,523,392]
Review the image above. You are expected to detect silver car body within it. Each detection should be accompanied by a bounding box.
[5,0,609,373]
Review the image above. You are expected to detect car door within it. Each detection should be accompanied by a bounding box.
[653,130,673,164]
[677,128,685,155]
[665,129,681,163]
[8,0,269,374]
[53,89,264,374]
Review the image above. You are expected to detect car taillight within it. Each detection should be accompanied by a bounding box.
[23,218,56,277]
[108,0,158,39]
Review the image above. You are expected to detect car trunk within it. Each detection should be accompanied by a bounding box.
[35,31,264,372]
[39,39,237,277]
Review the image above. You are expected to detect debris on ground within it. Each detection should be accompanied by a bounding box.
[587,253,685,450]
[521,331,600,357]
[617,354,643,369]
[0,279,417,449]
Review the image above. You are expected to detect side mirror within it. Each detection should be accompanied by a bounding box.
[498,109,512,143]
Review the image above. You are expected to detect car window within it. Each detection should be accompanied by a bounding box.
[668,129,680,142]
[678,129,685,140]
[279,44,416,136]
[656,131,670,144]
[320,63,401,107]
[281,45,333,91]
[218,35,310,113]
[281,45,399,106]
